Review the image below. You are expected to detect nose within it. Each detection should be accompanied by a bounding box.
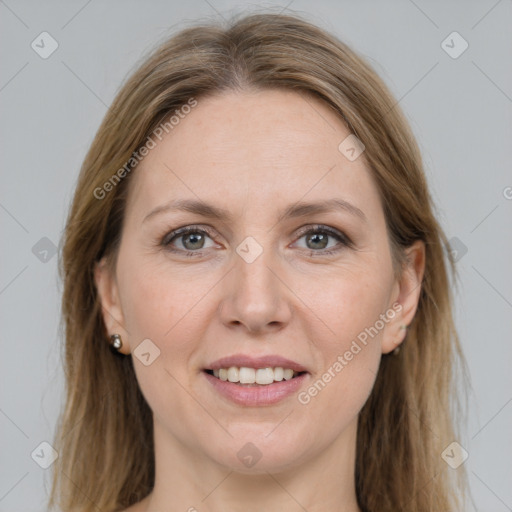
[218,241,292,334]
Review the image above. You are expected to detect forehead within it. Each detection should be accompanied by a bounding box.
[125,89,382,224]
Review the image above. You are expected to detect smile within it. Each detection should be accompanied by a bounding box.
[203,367,309,406]
[205,366,305,385]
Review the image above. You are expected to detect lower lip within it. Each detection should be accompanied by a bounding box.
[203,371,309,406]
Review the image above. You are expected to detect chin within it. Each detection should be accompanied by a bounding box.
[205,425,314,474]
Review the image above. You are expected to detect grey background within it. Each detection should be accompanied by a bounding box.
[1,1,511,511]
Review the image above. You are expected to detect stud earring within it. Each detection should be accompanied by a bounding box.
[110,334,122,351]
[392,325,408,355]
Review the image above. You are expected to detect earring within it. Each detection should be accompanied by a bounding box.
[110,334,122,351]
[393,325,408,355]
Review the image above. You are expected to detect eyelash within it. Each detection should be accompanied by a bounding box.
[160,224,353,258]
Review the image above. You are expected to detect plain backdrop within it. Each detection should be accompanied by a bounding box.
[1,1,511,511]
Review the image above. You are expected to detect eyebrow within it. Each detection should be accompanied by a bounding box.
[143,198,367,224]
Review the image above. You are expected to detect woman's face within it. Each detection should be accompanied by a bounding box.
[96,89,423,473]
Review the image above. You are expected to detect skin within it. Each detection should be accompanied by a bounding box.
[95,89,425,512]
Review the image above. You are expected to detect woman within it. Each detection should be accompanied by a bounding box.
[49,11,468,512]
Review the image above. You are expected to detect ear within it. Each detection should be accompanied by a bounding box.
[94,256,130,354]
[381,240,426,354]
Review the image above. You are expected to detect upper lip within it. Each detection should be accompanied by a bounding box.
[205,354,309,373]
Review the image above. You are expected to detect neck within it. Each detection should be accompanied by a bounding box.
[143,418,362,512]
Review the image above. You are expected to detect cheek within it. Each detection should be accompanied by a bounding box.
[304,263,392,345]
[117,257,207,429]
[118,249,199,340]
[295,264,391,410]
[116,251,215,385]
[122,271,173,339]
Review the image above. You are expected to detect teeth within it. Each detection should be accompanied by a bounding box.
[273,367,284,381]
[283,368,294,380]
[227,367,239,383]
[255,368,274,385]
[239,367,256,384]
[209,366,301,385]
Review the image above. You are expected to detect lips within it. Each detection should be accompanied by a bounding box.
[202,353,310,406]
[203,370,309,406]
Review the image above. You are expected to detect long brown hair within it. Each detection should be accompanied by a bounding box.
[49,10,469,511]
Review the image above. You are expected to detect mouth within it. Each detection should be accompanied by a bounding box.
[203,367,308,386]
[202,365,310,406]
